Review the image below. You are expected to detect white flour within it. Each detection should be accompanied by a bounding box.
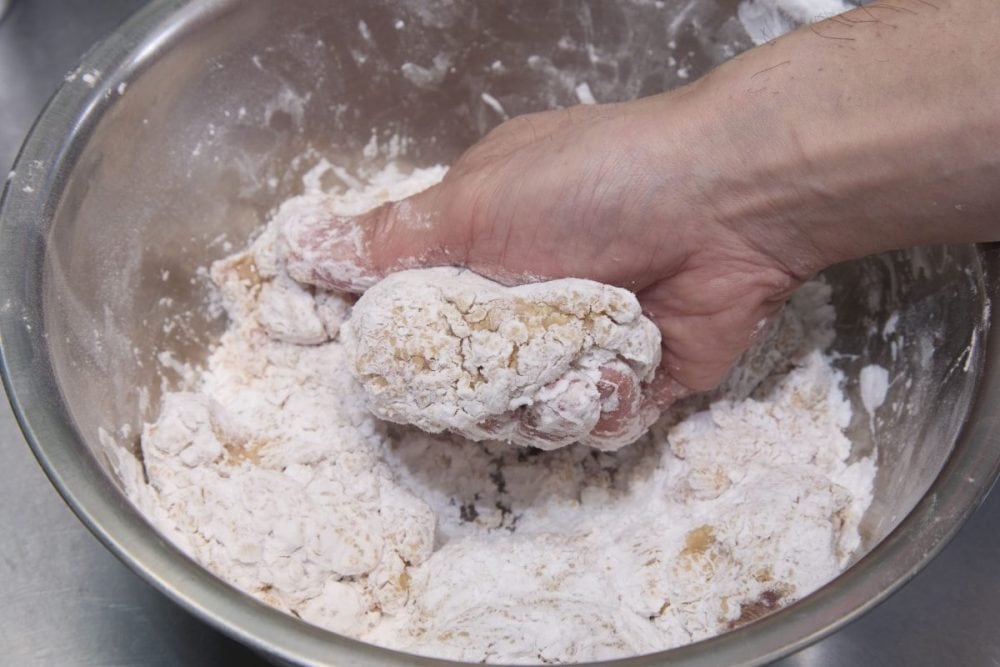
[343,267,661,450]
[115,163,876,664]
[859,364,890,431]
[738,0,852,45]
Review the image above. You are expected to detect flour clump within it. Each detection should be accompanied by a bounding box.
[343,267,661,450]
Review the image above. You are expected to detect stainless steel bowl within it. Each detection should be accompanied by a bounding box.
[2,1,999,665]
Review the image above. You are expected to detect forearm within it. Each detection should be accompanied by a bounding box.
[691,0,1000,274]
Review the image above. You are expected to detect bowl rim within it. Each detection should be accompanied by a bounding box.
[2,1,1000,666]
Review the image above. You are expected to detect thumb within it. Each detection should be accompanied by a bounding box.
[280,181,469,293]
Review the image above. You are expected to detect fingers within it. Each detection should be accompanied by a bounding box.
[583,362,661,450]
[279,105,619,295]
[279,183,469,294]
[645,372,694,410]
[469,371,601,451]
[281,208,381,292]
[637,256,799,400]
[471,362,660,451]
[516,371,602,450]
[655,302,787,394]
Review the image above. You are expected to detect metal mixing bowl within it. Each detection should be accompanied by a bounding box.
[2,1,999,665]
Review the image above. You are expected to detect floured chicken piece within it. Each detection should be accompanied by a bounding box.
[342,267,662,451]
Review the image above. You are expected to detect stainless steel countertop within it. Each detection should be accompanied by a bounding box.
[2,2,998,665]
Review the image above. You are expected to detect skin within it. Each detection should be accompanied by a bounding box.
[283,0,1000,442]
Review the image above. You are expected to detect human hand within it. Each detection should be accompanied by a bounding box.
[280,84,813,443]
[281,0,1000,445]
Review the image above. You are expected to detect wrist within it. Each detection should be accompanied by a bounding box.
[643,65,837,281]
[677,5,1000,274]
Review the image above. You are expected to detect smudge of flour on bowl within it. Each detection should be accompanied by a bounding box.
[575,82,597,105]
[859,364,890,431]
[112,162,877,663]
[738,0,853,45]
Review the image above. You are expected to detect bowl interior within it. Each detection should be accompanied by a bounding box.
[19,0,990,663]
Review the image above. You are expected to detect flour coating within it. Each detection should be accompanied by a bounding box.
[116,162,876,664]
[343,267,661,450]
